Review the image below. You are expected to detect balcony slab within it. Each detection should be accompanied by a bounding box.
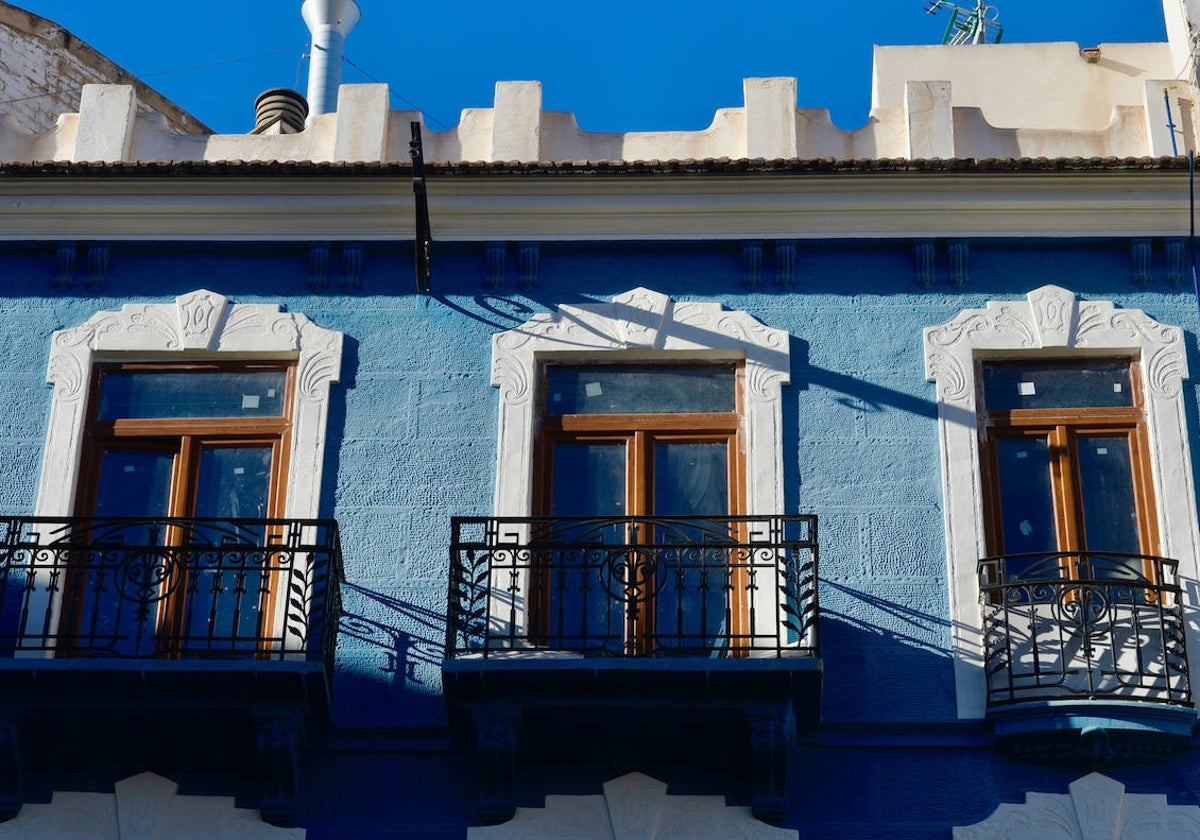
[990,699,1197,763]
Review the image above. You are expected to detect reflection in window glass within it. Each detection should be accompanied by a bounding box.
[194,446,273,519]
[995,437,1056,577]
[545,365,735,415]
[98,370,287,419]
[94,450,175,518]
[982,360,1132,410]
[1077,435,1141,558]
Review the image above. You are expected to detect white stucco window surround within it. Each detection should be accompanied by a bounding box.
[37,289,343,519]
[468,772,797,840]
[488,288,792,646]
[491,287,791,518]
[30,290,343,654]
[952,772,1200,838]
[923,285,1200,719]
[0,772,305,839]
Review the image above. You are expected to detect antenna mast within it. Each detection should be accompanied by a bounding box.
[924,0,1003,45]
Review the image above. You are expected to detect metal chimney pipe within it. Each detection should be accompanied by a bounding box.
[301,0,361,120]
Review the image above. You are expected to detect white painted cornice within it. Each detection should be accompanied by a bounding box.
[0,170,1192,240]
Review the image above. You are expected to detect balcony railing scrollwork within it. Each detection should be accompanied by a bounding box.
[0,516,343,668]
[446,514,818,659]
[979,551,1191,707]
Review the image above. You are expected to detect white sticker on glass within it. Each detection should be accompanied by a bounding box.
[233,467,245,475]
[1097,447,1109,455]
[1016,450,1028,459]
[242,394,261,409]
[1113,383,1123,393]
[585,382,603,398]
[267,388,276,398]
[1018,382,1036,396]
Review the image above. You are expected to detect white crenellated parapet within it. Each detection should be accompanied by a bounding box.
[0,38,1197,164]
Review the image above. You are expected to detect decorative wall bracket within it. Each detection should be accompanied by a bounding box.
[484,242,541,289]
[475,710,522,825]
[255,714,307,828]
[308,243,364,291]
[742,240,799,288]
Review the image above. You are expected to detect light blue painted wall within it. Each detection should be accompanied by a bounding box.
[3,236,1200,835]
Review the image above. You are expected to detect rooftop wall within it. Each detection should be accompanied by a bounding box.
[0,41,1195,164]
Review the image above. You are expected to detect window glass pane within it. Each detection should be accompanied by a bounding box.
[544,365,735,415]
[187,446,275,651]
[995,437,1057,576]
[653,441,730,650]
[94,449,175,518]
[98,370,287,419]
[85,449,176,656]
[547,442,626,652]
[1077,435,1141,558]
[982,360,1132,410]
[194,446,274,519]
[654,442,729,517]
[550,442,626,518]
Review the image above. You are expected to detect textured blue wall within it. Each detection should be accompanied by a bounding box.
[3,235,1200,836]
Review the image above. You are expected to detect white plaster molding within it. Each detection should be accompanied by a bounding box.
[953,772,1200,839]
[468,772,797,840]
[33,291,342,654]
[923,285,1199,719]
[490,288,791,645]
[37,289,343,520]
[0,772,304,839]
[491,287,790,517]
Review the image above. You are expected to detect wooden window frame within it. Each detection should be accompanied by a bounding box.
[490,289,793,653]
[532,361,748,653]
[33,291,343,658]
[925,286,1200,719]
[978,358,1160,578]
[70,361,297,654]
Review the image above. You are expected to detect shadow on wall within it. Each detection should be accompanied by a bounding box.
[433,293,536,331]
[334,583,449,726]
[318,334,357,517]
[818,584,956,723]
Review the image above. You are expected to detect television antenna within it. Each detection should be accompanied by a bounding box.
[924,0,1003,45]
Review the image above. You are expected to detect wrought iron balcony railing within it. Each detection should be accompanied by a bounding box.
[0,516,343,668]
[446,515,818,658]
[979,551,1191,707]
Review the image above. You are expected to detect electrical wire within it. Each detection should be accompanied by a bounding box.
[0,42,452,134]
[0,45,306,109]
[341,52,450,130]
[140,46,304,79]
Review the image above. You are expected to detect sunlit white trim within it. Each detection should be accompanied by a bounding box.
[33,290,342,654]
[923,285,1199,718]
[490,288,791,644]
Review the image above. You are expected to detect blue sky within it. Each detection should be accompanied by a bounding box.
[10,0,1171,135]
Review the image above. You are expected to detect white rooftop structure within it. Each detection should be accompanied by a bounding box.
[0,0,1198,164]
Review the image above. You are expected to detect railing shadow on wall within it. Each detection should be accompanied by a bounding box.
[335,583,449,721]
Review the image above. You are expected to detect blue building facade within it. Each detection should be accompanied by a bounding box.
[3,1,1200,829]
[2,159,1200,837]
